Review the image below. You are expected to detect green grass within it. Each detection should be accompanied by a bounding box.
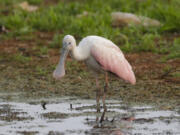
[165,37,180,60]
[0,0,180,57]
[0,56,3,61]
[13,53,32,63]
[49,33,62,48]
[172,72,180,78]
[36,66,48,76]
[39,46,49,55]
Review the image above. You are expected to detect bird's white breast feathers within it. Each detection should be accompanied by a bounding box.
[73,36,123,61]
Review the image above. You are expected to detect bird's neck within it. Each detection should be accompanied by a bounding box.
[71,45,87,61]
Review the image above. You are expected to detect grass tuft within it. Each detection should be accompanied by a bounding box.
[13,53,32,63]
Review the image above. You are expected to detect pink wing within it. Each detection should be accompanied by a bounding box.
[91,44,136,85]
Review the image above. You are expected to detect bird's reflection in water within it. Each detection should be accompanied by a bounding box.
[85,108,134,135]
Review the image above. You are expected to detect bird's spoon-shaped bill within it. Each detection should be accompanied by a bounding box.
[53,48,69,80]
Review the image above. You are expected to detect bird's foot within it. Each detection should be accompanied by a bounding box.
[103,105,107,112]
[96,103,101,113]
[97,108,100,113]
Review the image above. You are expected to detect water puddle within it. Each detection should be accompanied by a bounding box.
[0,97,179,135]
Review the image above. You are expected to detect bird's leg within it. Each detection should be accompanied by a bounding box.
[99,109,106,123]
[96,77,101,113]
[102,72,108,112]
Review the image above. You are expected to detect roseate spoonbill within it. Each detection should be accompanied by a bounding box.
[53,35,136,112]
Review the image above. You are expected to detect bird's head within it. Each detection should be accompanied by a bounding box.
[62,35,76,51]
[53,35,76,80]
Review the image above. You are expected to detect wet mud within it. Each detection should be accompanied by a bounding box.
[0,94,180,135]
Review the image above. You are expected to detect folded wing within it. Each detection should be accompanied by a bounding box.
[91,44,136,85]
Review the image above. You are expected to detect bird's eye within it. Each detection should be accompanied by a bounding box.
[68,42,71,44]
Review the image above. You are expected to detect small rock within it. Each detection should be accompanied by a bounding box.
[111,12,161,27]
[0,25,9,33]
[77,76,82,80]
[18,1,38,12]
[39,55,49,58]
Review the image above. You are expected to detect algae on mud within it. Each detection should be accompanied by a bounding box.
[0,53,180,107]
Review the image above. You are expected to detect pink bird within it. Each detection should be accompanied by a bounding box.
[53,35,136,112]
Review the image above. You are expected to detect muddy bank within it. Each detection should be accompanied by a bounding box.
[0,33,180,108]
[0,58,180,108]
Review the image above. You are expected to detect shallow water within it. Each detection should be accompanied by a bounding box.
[0,96,180,135]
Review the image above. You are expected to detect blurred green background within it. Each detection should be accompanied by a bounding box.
[0,0,180,59]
